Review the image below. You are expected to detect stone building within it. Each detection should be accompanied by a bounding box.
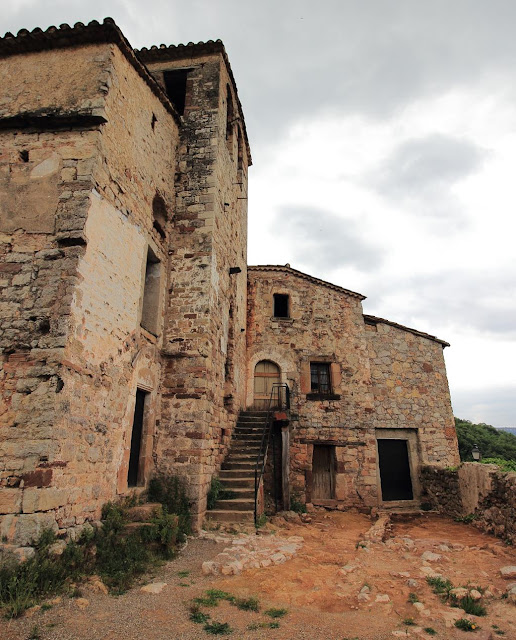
[0,19,458,544]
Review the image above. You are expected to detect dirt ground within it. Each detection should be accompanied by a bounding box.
[1,510,515,640]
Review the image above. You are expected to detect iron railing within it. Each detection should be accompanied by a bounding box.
[254,383,290,525]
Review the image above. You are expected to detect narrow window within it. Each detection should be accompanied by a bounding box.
[162,69,191,115]
[226,84,234,157]
[273,293,289,318]
[310,362,331,395]
[152,192,168,239]
[141,247,161,336]
[128,389,148,487]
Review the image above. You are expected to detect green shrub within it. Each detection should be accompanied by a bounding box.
[264,607,288,618]
[426,576,453,596]
[234,596,259,611]
[206,477,235,510]
[481,457,516,472]
[203,621,233,635]
[290,494,307,514]
[146,473,192,538]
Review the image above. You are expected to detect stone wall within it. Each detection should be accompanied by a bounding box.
[364,318,459,468]
[422,463,516,544]
[141,47,250,524]
[0,38,181,543]
[246,267,378,509]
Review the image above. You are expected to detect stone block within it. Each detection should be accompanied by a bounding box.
[0,489,22,514]
[14,512,58,546]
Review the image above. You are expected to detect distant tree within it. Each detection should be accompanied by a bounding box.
[455,418,516,463]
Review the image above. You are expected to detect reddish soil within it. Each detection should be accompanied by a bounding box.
[1,510,515,640]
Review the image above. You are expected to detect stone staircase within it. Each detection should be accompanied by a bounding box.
[205,410,268,524]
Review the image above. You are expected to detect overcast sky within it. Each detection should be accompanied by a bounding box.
[3,1,515,426]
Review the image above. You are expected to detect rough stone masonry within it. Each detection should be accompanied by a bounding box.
[0,19,459,546]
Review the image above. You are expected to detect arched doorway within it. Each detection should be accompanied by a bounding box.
[253,360,280,409]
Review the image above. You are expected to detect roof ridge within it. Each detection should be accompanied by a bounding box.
[247,265,366,300]
[363,314,450,347]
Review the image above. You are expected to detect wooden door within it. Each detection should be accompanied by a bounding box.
[253,360,280,409]
[312,445,335,499]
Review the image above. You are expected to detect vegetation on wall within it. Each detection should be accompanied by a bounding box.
[455,418,516,464]
[0,474,191,618]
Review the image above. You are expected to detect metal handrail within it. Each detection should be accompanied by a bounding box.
[254,383,290,525]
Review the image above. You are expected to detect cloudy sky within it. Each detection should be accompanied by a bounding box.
[3,1,516,426]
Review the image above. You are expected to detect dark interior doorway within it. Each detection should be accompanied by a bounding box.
[312,445,335,499]
[128,389,147,487]
[377,438,413,501]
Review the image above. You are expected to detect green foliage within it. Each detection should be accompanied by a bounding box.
[248,621,280,630]
[403,618,416,626]
[146,473,192,538]
[255,514,267,529]
[407,592,419,603]
[0,475,192,616]
[426,576,453,596]
[194,589,235,607]
[203,621,233,635]
[264,607,288,618]
[189,603,210,624]
[423,628,437,636]
[455,418,516,463]
[455,513,477,523]
[451,595,487,617]
[455,618,480,631]
[206,476,235,510]
[481,457,516,472]
[289,494,307,514]
[26,625,42,640]
[234,596,259,611]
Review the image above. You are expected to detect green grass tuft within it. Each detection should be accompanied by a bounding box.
[203,621,233,635]
[264,607,288,618]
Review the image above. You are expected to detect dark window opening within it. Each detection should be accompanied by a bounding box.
[162,69,190,115]
[19,150,29,162]
[273,293,289,318]
[377,439,414,501]
[141,247,161,336]
[226,84,235,157]
[128,389,147,487]
[152,193,168,239]
[310,362,331,395]
[151,113,157,130]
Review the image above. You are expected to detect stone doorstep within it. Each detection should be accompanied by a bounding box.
[125,503,163,522]
[205,509,254,523]
[214,498,254,511]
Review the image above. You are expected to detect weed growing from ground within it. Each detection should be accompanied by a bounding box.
[234,596,259,612]
[407,592,419,603]
[455,618,479,632]
[426,576,453,596]
[189,603,211,624]
[194,589,235,607]
[264,607,288,618]
[26,625,41,640]
[403,618,416,626]
[203,621,233,635]
[423,628,437,636]
[452,595,487,617]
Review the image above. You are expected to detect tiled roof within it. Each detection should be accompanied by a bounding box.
[0,18,180,124]
[364,315,450,347]
[247,265,366,300]
[137,40,252,165]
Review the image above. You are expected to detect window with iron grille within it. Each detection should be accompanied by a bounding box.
[310,362,331,394]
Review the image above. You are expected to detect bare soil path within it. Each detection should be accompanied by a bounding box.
[1,511,515,640]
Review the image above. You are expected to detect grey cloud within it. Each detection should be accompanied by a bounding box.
[374,135,485,197]
[272,205,384,274]
[451,386,516,427]
[364,270,516,339]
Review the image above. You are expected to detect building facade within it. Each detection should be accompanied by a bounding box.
[0,20,458,545]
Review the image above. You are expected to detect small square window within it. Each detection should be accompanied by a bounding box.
[310,362,331,395]
[273,293,289,318]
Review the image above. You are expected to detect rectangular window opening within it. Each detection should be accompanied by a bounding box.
[273,293,289,318]
[141,246,161,336]
[162,69,191,116]
[310,362,331,395]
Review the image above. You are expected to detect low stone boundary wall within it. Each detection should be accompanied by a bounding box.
[421,462,516,544]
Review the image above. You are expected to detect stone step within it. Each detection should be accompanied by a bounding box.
[233,434,263,442]
[219,469,255,479]
[205,509,254,523]
[125,503,162,522]
[213,498,254,511]
[220,487,254,499]
[218,476,254,488]
[222,461,256,471]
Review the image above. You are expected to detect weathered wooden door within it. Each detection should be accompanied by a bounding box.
[253,360,280,409]
[312,445,335,499]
